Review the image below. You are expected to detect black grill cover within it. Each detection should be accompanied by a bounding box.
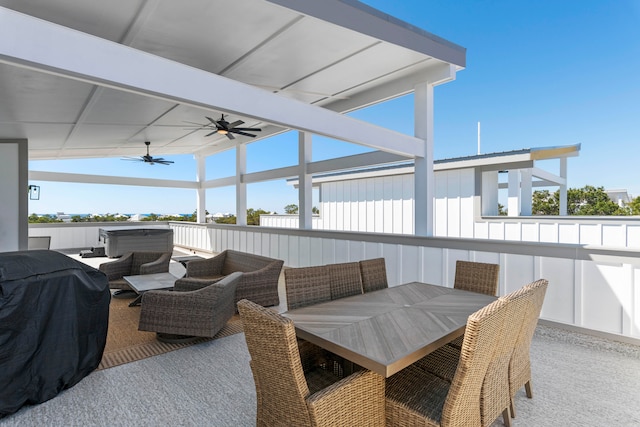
[0,250,110,418]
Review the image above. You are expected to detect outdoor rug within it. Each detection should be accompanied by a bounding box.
[97,295,243,370]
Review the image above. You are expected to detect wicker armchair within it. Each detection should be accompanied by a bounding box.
[359,258,388,293]
[174,249,283,308]
[386,297,509,427]
[505,279,548,417]
[138,272,241,341]
[99,251,171,293]
[450,260,500,348]
[238,299,385,427]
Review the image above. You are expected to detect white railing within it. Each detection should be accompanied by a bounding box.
[261,214,640,249]
[28,221,169,250]
[475,216,640,248]
[168,221,640,344]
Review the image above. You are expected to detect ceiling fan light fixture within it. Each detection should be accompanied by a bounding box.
[217,129,228,135]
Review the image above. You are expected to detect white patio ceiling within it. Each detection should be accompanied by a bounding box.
[0,0,465,161]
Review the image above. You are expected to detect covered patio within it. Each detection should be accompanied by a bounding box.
[2,0,640,425]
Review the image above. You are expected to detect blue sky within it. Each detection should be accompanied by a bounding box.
[29,0,640,215]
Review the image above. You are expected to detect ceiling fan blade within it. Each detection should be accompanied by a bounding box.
[231,130,257,138]
[226,132,235,140]
[205,116,217,125]
[157,160,174,165]
[205,130,218,137]
[231,127,262,132]
[227,120,244,129]
[121,157,144,162]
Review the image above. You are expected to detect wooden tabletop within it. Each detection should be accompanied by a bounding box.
[282,282,496,377]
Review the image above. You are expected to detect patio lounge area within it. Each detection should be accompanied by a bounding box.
[1,258,639,426]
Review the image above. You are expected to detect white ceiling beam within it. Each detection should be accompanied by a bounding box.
[531,167,567,186]
[29,170,197,189]
[0,8,424,158]
[321,62,457,114]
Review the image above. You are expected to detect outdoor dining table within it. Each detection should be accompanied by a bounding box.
[282,281,497,377]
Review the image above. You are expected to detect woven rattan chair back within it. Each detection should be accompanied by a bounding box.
[326,262,363,300]
[504,279,548,416]
[359,258,388,293]
[480,285,531,427]
[130,251,171,275]
[284,266,331,310]
[439,297,509,426]
[238,299,314,427]
[454,260,500,296]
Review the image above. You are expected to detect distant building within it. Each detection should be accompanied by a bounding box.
[128,213,148,221]
[56,212,71,223]
[262,144,581,237]
[605,189,632,207]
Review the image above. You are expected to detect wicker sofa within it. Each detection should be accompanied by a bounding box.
[174,249,283,308]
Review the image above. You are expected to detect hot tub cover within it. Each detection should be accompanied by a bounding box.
[0,250,110,418]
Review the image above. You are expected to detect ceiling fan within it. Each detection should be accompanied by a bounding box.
[187,114,262,140]
[121,141,174,165]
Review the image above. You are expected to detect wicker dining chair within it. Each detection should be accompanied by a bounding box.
[284,265,346,374]
[284,265,332,311]
[386,297,509,427]
[449,260,500,349]
[237,299,385,427]
[359,258,388,293]
[326,261,363,300]
[504,278,549,418]
[414,279,548,426]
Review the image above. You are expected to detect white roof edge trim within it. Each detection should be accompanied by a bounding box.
[266,0,466,67]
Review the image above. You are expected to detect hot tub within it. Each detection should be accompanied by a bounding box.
[99,227,173,258]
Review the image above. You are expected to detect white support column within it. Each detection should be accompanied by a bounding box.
[508,170,521,216]
[0,139,28,251]
[298,132,313,229]
[481,170,499,216]
[520,168,532,216]
[414,82,434,236]
[559,158,568,216]
[195,154,206,223]
[236,144,247,226]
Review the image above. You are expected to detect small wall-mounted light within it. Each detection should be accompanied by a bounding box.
[28,185,40,200]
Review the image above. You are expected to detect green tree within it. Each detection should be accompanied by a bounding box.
[532,190,559,215]
[284,204,319,214]
[532,185,628,216]
[568,185,627,215]
[28,213,62,223]
[247,208,271,225]
[214,215,236,224]
[628,196,640,215]
[141,213,160,221]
